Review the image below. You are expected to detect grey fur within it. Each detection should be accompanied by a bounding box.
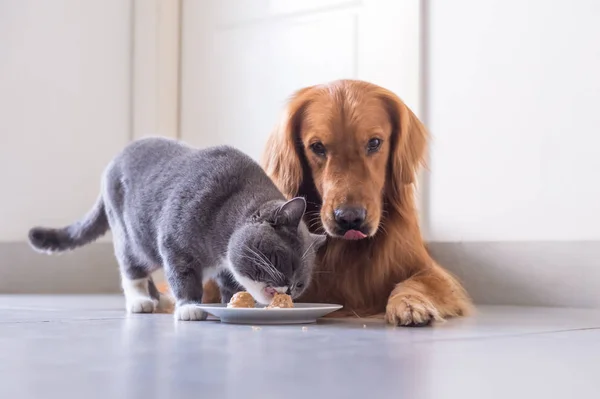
[28,138,326,316]
[29,197,108,252]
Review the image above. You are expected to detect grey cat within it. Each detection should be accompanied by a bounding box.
[28,138,326,321]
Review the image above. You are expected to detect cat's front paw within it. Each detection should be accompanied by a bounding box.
[175,303,207,321]
[126,297,156,314]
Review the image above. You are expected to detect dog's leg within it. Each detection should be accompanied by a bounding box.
[385,262,473,326]
[202,279,222,303]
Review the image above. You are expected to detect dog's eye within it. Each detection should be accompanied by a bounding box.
[367,138,382,154]
[310,142,327,157]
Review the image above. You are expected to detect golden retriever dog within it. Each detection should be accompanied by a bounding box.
[261,80,472,326]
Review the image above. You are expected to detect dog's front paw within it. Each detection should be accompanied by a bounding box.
[174,303,207,321]
[385,293,443,327]
[155,294,175,313]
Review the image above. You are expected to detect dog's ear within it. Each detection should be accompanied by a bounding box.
[262,87,313,198]
[379,90,428,197]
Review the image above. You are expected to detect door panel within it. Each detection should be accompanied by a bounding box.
[180,0,421,160]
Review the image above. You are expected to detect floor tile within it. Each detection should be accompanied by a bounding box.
[0,296,597,399]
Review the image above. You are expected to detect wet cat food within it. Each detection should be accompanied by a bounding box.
[227,292,256,308]
[266,293,294,309]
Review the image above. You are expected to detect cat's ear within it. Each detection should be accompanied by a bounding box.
[274,197,306,228]
[310,233,327,251]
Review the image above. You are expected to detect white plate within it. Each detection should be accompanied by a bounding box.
[197,303,343,325]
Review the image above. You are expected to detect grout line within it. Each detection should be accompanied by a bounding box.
[418,0,432,239]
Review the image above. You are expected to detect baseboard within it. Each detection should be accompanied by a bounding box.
[428,241,600,308]
[3,241,600,308]
[0,242,121,294]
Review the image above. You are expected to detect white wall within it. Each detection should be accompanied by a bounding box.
[426,0,600,242]
[0,0,180,293]
[0,0,132,242]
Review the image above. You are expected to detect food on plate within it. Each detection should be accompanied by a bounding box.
[227,291,256,308]
[266,293,294,309]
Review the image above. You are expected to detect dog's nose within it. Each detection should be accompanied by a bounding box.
[334,207,366,231]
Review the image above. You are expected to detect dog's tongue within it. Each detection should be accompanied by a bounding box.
[343,230,367,240]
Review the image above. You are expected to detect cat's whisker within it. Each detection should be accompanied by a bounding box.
[236,252,268,268]
[304,211,322,217]
[308,220,324,230]
[257,249,286,280]
[245,245,285,281]
[236,246,276,280]
[309,227,326,235]
[244,246,273,272]
[243,248,276,280]
[301,238,320,261]
[301,245,313,261]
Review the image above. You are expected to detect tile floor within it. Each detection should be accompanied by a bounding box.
[0,295,598,399]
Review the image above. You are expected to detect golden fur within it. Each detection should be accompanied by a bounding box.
[261,80,472,325]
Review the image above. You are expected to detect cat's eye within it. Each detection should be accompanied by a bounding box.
[296,282,304,289]
[309,141,327,157]
[367,138,382,154]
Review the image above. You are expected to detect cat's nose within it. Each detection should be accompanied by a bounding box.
[285,287,291,295]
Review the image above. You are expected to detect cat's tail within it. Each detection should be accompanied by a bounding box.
[28,196,109,253]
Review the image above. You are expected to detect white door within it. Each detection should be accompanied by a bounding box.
[179,0,422,160]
